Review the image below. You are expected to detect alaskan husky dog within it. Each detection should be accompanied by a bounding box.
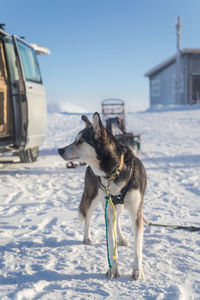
[58,112,146,280]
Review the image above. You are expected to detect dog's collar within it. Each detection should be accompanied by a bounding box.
[98,154,133,205]
[103,153,124,182]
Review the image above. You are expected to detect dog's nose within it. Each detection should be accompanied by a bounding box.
[58,148,65,155]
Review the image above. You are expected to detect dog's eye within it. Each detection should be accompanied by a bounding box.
[76,138,83,145]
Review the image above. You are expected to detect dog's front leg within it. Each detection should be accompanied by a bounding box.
[115,204,128,246]
[105,204,120,279]
[131,211,144,280]
[126,190,144,280]
[82,196,99,245]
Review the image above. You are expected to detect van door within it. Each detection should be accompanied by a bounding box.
[13,36,46,149]
[0,39,12,137]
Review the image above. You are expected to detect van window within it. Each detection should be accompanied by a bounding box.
[5,40,19,81]
[17,40,42,83]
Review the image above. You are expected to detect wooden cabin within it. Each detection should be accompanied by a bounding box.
[145,49,200,107]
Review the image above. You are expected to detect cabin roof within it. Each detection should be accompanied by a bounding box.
[145,48,200,77]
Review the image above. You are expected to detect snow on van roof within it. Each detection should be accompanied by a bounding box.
[30,43,51,55]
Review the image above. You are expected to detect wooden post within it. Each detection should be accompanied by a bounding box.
[175,16,182,105]
[176,16,181,51]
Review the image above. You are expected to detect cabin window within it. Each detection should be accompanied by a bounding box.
[151,80,160,97]
[17,40,42,83]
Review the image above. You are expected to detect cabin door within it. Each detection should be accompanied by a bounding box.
[189,74,200,104]
[0,40,12,136]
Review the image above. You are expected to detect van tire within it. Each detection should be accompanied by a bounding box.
[19,147,39,163]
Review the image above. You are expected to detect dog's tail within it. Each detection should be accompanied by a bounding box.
[78,207,86,223]
[78,165,99,223]
[78,192,87,223]
[78,189,99,223]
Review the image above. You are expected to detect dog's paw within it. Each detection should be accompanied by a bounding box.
[132,269,144,280]
[83,237,93,245]
[106,267,120,280]
[118,238,128,246]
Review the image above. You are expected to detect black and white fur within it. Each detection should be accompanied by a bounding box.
[58,112,147,280]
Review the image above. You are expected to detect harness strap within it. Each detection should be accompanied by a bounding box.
[98,161,134,205]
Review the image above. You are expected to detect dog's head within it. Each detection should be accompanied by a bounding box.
[58,112,123,176]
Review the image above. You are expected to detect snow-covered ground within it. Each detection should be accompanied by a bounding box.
[0,107,200,299]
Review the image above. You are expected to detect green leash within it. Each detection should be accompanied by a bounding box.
[105,193,117,272]
[105,196,112,269]
[103,155,124,274]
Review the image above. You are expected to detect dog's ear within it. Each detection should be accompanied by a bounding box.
[93,112,106,139]
[81,115,92,128]
[93,112,103,132]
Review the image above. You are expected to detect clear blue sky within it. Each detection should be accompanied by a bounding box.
[1,0,200,112]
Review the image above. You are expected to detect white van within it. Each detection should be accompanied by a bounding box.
[0,25,49,162]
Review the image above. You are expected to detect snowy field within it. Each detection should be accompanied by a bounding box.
[0,106,200,299]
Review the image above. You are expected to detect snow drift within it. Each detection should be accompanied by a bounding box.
[0,106,199,299]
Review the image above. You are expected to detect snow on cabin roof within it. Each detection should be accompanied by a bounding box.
[145,48,200,77]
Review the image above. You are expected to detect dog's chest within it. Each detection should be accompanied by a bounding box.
[101,178,126,196]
